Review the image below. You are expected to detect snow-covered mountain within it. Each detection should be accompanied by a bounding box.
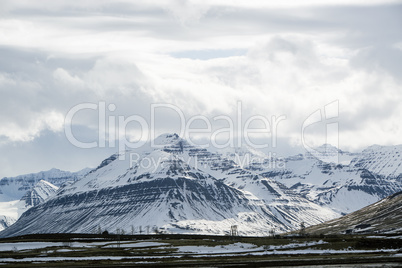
[18,180,59,217]
[351,145,402,178]
[0,180,59,232]
[0,134,338,238]
[248,145,402,215]
[0,168,90,231]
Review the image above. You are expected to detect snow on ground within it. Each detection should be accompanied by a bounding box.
[70,241,117,248]
[177,242,261,254]
[0,240,173,252]
[266,240,327,250]
[103,242,169,248]
[177,248,399,258]
[176,240,328,254]
[0,242,64,251]
[55,248,84,252]
[252,248,399,256]
[0,241,127,251]
[366,235,402,239]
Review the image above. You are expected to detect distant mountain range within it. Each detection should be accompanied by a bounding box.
[0,168,90,231]
[247,144,402,214]
[1,134,401,237]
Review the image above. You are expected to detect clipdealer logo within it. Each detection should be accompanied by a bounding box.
[64,100,340,168]
[64,101,286,159]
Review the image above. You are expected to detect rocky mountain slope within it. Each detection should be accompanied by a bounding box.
[304,191,402,235]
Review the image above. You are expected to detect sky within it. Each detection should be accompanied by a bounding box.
[0,0,401,177]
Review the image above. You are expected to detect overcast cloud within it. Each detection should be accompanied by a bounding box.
[0,0,401,177]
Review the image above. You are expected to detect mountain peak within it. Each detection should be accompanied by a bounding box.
[48,168,62,172]
[314,144,341,153]
[153,133,181,145]
[306,144,341,160]
[305,144,355,165]
[36,179,58,189]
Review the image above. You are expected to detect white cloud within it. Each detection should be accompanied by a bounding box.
[209,0,401,8]
[163,0,211,25]
[53,68,84,88]
[0,1,401,176]
[0,110,64,142]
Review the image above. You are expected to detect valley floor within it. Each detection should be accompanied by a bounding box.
[0,233,401,267]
